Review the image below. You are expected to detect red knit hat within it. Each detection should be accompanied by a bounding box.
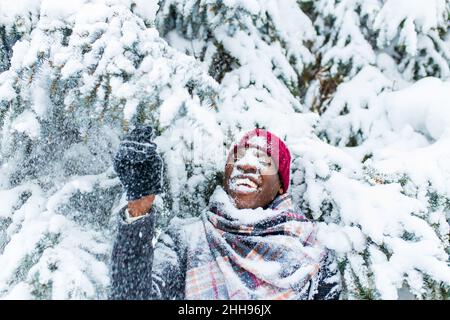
[232,128,291,193]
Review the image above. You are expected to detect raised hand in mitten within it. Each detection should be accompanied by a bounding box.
[113,126,163,205]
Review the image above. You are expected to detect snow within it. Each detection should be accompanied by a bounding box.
[223,0,260,15]
[123,99,139,121]
[0,185,25,218]
[132,0,159,24]
[8,41,31,71]
[158,89,189,128]
[328,175,415,241]
[11,110,41,139]
[0,0,41,29]
[2,283,33,300]
[374,0,448,55]
[40,0,85,20]
[383,77,450,141]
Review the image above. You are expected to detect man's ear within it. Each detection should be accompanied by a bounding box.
[278,187,284,195]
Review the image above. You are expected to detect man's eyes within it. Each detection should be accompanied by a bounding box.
[234,152,271,166]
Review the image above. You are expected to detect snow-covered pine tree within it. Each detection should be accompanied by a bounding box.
[0,1,40,73]
[156,0,319,136]
[156,0,450,300]
[374,0,450,81]
[0,0,218,299]
[300,0,450,299]
[302,0,450,113]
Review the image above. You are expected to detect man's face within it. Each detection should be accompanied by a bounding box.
[223,144,283,209]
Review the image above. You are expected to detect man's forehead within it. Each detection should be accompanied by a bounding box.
[246,136,267,148]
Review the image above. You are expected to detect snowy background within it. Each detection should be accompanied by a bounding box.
[0,0,449,299]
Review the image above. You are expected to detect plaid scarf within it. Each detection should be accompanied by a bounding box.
[185,187,326,300]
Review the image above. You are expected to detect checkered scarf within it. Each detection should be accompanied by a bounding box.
[185,187,327,300]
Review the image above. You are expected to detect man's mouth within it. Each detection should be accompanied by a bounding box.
[230,175,261,193]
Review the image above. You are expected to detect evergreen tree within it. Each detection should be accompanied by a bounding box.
[0,0,217,299]
[156,0,318,134]
[303,0,450,299]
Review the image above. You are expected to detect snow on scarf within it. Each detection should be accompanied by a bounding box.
[185,187,327,300]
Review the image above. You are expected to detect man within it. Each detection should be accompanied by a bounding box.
[110,126,341,300]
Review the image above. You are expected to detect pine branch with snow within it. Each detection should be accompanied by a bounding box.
[0,0,217,299]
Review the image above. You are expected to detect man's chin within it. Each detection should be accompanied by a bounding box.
[229,190,260,209]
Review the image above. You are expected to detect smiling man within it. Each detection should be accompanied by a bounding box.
[110,127,341,300]
[224,129,291,210]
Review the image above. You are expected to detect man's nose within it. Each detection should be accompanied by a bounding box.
[237,163,257,173]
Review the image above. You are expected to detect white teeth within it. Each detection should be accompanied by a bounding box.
[235,178,258,189]
[230,177,259,193]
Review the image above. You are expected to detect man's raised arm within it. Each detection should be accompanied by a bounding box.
[109,126,163,299]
